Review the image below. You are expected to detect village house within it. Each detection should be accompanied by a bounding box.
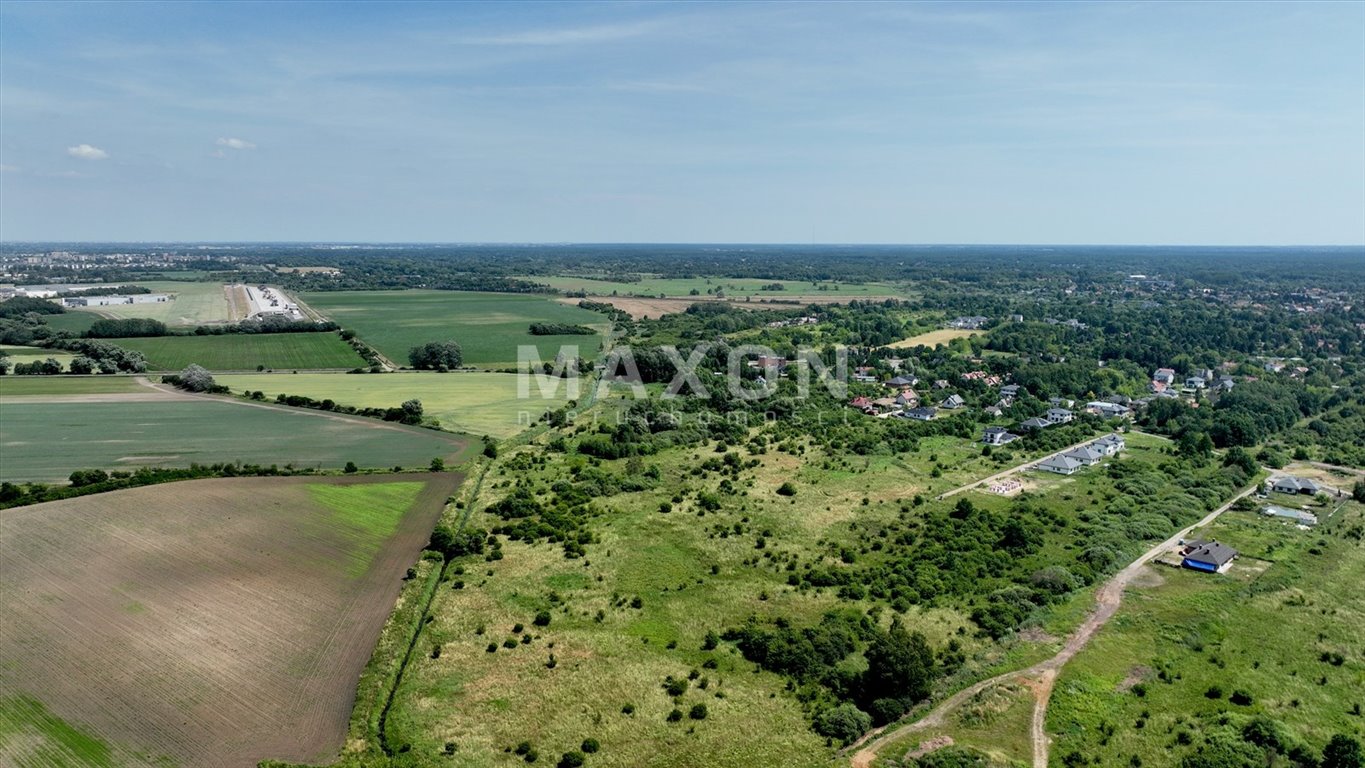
[1091,434,1126,456]
[982,426,1019,445]
[1020,417,1051,430]
[896,390,920,408]
[1181,540,1238,573]
[901,406,937,421]
[1271,476,1321,495]
[1036,454,1082,475]
[999,383,1022,400]
[1184,376,1207,390]
[940,393,966,409]
[871,396,899,413]
[1152,368,1177,385]
[1086,401,1130,418]
[1045,408,1073,424]
[1063,444,1105,467]
[1049,397,1075,409]
[886,375,918,388]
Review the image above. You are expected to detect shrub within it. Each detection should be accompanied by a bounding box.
[580,738,600,754]
[776,481,797,496]
[666,709,683,722]
[557,752,585,768]
[1230,690,1254,706]
[1205,685,1224,699]
[689,703,708,720]
[534,610,552,627]
[814,703,872,744]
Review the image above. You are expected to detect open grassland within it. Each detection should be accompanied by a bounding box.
[0,376,147,396]
[216,372,568,438]
[887,328,985,349]
[0,396,469,482]
[301,290,609,368]
[1046,500,1365,767]
[115,332,365,371]
[41,312,99,334]
[0,344,78,368]
[520,274,905,299]
[63,282,234,326]
[0,474,463,768]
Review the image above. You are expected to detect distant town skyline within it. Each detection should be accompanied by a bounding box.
[2,1,1362,245]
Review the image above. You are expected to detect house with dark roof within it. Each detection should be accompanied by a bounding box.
[1271,476,1320,495]
[1091,434,1126,456]
[1020,417,1051,430]
[1181,540,1238,573]
[982,426,1019,445]
[901,406,937,421]
[1046,408,1074,424]
[1063,444,1105,466]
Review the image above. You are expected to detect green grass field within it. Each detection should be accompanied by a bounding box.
[0,376,147,396]
[1,344,78,369]
[518,275,905,299]
[300,290,610,368]
[0,399,470,483]
[114,332,365,371]
[42,313,99,335]
[310,482,427,577]
[1046,500,1365,767]
[215,371,568,437]
[63,281,232,326]
[0,696,119,768]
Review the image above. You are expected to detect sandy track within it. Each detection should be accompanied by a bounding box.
[849,478,1265,768]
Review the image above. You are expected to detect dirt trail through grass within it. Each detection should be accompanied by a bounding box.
[849,477,1268,768]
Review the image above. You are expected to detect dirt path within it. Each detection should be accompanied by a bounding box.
[850,478,1266,768]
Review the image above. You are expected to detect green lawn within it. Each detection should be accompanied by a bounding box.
[215,371,568,437]
[518,275,906,299]
[1047,501,1365,767]
[309,481,427,577]
[0,376,147,396]
[42,313,99,335]
[300,290,610,368]
[1,344,79,368]
[63,281,233,326]
[114,332,365,371]
[0,399,470,483]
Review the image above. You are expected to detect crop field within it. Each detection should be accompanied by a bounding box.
[41,313,99,334]
[0,376,148,396]
[301,290,610,368]
[887,328,985,348]
[0,395,470,482]
[1045,500,1365,768]
[114,332,366,371]
[519,274,905,299]
[63,281,234,326]
[215,371,567,438]
[0,473,463,767]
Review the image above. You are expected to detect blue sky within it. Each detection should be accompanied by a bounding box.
[2,1,1362,244]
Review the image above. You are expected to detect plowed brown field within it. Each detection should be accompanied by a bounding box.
[0,473,462,767]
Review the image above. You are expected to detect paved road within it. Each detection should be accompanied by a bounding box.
[850,476,1268,768]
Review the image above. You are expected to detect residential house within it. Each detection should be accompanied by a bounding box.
[1215,376,1235,392]
[940,394,966,409]
[1020,417,1051,430]
[849,396,873,410]
[1181,540,1238,573]
[982,403,1004,418]
[1000,384,1022,400]
[895,390,920,408]
[1036,454,1082,475]
[1091,434,1126,456]
[871,396,899,413]
[1185,376,1207,389]
[1271,476,1320,495]
[932,379,950,390]
[1086,401,1129,418]
[1046,408,1074,424]
[887,375,918,388]
[1049,397,1075,409]
[982,426,1019,445]
[1153,368,1177,385]
[902,407,937,421]
[1063,444,1105,466]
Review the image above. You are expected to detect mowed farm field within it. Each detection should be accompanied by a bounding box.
[115,332,365,371]
[301,291,609,368]
[63,282,234,326]
[0,395,469,482]
[216,371,567,438]
[519,275,905,299]
[0,473,463,767]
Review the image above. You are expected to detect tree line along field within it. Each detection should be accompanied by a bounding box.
[0,396,470,483]
[113,332,366,371]
[1043,498,1365,768]
[0,473,463,768]
[215,372,567,438]
[62,281,235,327]
[517,275,908,299]
[299,291,609,368]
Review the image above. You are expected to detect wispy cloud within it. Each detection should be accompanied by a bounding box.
[66,144,108,160]
[460,20,661,47]
[216,137,256,150]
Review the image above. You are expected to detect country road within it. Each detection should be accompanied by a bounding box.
[849,476,1268,768]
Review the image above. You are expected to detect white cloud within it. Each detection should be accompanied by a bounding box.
[66,144,109,160]
[216,137,256,150]
[461,20,662,46]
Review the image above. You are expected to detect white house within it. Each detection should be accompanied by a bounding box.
[1036,454,1082,475]
[1046,408,1074,424]
[1063,445,1105,466]
[982,426,1019,445]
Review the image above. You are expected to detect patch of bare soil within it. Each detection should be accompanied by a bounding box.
[0,473,462,767]
[1116,665,1153,692]
[906,735,955,760]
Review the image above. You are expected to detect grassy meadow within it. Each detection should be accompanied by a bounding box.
[1046,500,1365,767]
[887,328,985,349]
[216,371,568,437]
[0,376,148,396]
[115,332,365,371]
[1,344,79,369]
[301,290,610,368]
[0,399,469,482]
[62,281,234,326]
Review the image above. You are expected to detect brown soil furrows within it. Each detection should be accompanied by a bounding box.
[0,473,462,767]
[849,478,1265,768]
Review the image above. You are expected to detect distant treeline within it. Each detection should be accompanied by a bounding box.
[0,296,64,318]
[528,322,594,336]
[84,316,337,339]
[242,390,428,426]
